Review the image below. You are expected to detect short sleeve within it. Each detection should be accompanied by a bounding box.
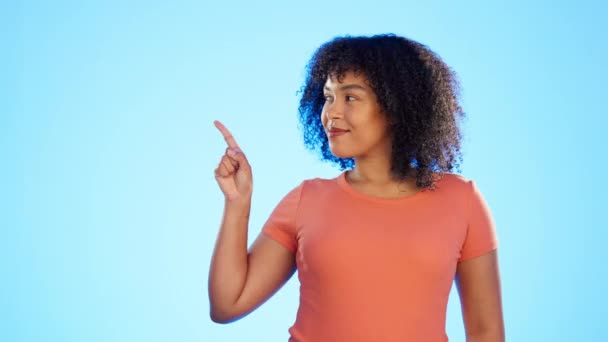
[261,181,304,254]
[459,180,499,262]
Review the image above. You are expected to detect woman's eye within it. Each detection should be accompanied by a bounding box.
[323,95,355,102]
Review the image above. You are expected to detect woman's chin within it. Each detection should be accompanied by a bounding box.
[329,147,354,159]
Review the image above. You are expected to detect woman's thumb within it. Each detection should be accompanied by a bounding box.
[227,148,250,171]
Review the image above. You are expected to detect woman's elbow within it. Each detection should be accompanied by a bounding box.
[210,310,232,324]
[209,307,247,324]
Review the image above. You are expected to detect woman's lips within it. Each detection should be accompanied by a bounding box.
[328,130,349,138]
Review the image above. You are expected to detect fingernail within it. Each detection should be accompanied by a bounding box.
[227,148,237,156]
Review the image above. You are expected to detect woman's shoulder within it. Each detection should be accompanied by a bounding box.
[298,171,474,187]
[293,171,477,196]
[285,173,344,197]
[435,171,471,184]
[298,173,342,188]
[429,171,476,195]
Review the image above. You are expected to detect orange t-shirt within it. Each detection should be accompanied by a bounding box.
[262,171,498,342]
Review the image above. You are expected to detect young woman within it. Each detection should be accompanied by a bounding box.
[209,34,505,342]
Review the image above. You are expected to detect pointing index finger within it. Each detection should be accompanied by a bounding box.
[213,120,240,149]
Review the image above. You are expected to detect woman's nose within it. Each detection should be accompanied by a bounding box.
[324,101,343,120]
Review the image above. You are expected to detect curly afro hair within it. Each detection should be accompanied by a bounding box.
[297,33,465,190]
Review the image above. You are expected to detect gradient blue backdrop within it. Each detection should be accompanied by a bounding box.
[3,0,606,341]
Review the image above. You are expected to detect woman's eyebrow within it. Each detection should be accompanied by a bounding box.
[323,84,368,92]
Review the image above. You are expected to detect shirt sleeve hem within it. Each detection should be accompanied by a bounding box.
[458,244,498,262]
[262,228,297,254]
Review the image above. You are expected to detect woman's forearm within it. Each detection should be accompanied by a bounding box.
[466,329,505,342]
[208,197,252,321]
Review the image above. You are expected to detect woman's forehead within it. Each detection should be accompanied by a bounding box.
[324,70,370,90]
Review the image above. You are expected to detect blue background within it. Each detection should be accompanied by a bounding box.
[3,0,606,341]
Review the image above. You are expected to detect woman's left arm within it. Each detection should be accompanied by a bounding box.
[455,249,505,342]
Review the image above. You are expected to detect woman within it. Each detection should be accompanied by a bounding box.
[209,34,505,342]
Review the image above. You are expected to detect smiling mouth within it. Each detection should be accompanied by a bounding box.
[327,130,349,137]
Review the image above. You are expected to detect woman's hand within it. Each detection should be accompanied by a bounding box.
[213,120,253,202]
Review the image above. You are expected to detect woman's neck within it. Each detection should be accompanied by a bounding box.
[347,167,393,185]
[348,158,414,186]
[347,141,417,188]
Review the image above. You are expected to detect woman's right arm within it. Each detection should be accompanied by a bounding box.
[208,198,297,323]
[208,121,297,323]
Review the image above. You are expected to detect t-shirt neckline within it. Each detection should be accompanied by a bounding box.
[335,170,429,204]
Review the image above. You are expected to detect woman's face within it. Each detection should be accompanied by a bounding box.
[321,71,392,160]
